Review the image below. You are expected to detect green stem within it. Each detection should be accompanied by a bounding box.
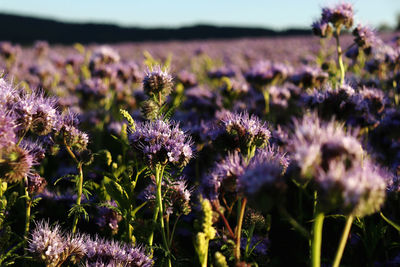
[155,165,171,267]
[332,215,354,267]
[235,197,247,262]
[72,163,83,234]
[245,223,255,260]
[0,179,6,228]
[262,89,270,114]
[311,212,325,267]
[279,206,310,239]
[169,214,181,247]
[148,204,159,256]
[335,28,345,86]
[24,177,31,239]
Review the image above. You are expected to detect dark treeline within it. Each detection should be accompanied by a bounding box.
[0,13,311,44]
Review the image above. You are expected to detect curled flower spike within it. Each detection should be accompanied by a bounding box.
[143,65,174,99]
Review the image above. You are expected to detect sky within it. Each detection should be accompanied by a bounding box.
[0,0,399,29]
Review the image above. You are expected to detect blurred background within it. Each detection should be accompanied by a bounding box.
[0,0,399,44]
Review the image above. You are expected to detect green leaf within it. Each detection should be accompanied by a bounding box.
[380,212,400,232]
[131,201,147,218]
[103,176,130,210]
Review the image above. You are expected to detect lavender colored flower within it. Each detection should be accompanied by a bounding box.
[76,78,109,99]
[177,70,197,88]
[202,151,246,199]
[144,177,192,215]
[129,119,193,169]
[238,147,288,208]
[57,111,89,152]
[353,24,378,53]
[28,221,68,266]
[322,3,354,29]
[0,109,16,146]
[245,61,292,87]
[312,19,332,38]
[142,65,174,98]
[0,144,34,183]
[30,91,59,136]
[316,159,387,217]
[90,46,120,66]
[289,113,363,180]
[290,65,329,88]
[215,111,270,154]
[289,113,387,216]
[27,172,47,194]
[208,66,236,79]
[96,201,122,234]
[85,236,153,267]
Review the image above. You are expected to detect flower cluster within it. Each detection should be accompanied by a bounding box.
[289,114,387,216]
[213,111,271,155]
[28,220,153,267]
[129,119,193,168]
[143,177,192,215]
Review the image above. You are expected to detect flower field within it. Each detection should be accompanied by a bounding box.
[0,2,400,267]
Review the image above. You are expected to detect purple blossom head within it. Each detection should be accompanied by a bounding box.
[129,119,193,169]
[96,201,122,234]
[316,159,387,217]
[28,221,69,266]
[215,111,270,155]
[27,172,47,194]
[85,236,153,267]
[0,109,16,146]
[289,113,363,181]
[145,177,193,215]
[312,19,332,38]
[30,91,59,136]
[321,3,354,29]
[0,144,34,183]
[289,113,387,216]
[90,46,120,67]
[245,61,292,87]
[57,111,89,152]
[238,146,288,209]
[290,65,329,88]
[353,24,378,53]
[208,66,236,79]
[142,65,174,98]
[76,78,109,99]
[202,151,246,199]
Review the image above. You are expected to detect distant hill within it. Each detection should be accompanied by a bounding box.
[0,13,312,44]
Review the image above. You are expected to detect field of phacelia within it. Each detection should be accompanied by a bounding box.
[0,2,400,267]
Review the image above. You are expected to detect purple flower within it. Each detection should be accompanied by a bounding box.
[96,201,122,234]
[321,3,354,29]
[353,24,379,52]
[0,109,16,146]
[129,119,193,168]
[245,61,292,87]
[289,113,388,216]
[238,146,288,203]
[142,65,174,97]
[202,151,246,199]
[0,144,34,183]
[144,177,192,215]
[27,172,47,194]
[214,111,271,154]
[312,19,332,38]
[57,111,89,152]
[85,236,153,267]
[28,221,68,266]
[30,91,59,136]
